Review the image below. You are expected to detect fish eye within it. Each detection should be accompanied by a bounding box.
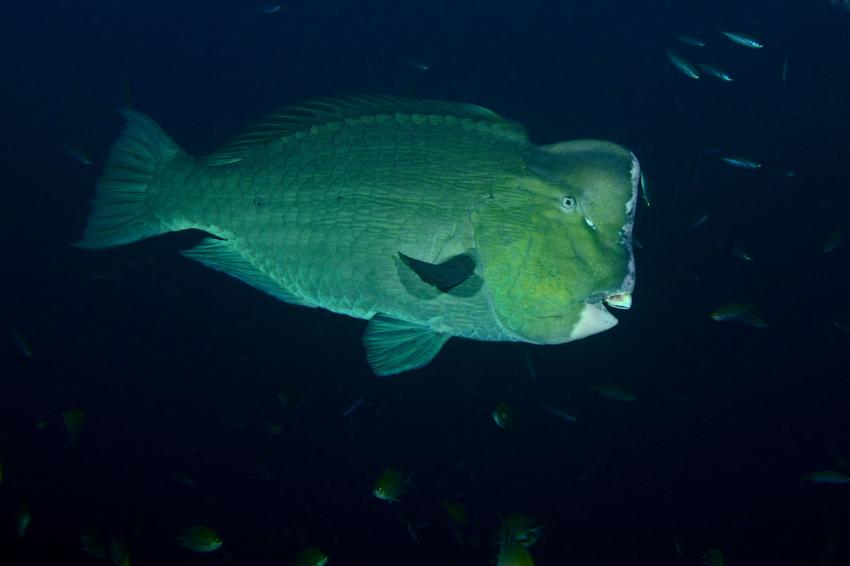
[560,196,577,212]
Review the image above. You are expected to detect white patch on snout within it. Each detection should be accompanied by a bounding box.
[570,302,618,340]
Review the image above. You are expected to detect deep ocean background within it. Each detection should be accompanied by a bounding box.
[2,0,850,564]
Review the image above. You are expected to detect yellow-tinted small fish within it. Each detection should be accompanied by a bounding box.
[373,467,411,503]
[710,302,753,321]
[593,385,637,402]
[63,408,87,446]
[710,302,767,328]
[498,513,542,548]
[17,505,31,538]
[264,421,284,435]
[176,526,223,552]
[702,547,724,566]
[277,385,304,409]
[497,541,535,566]
[109,535,131,566]
[290,547,329,566]
[80,529,107,559]
[492,402,515,429]
[803,470,850,484]
[442,499,469,523]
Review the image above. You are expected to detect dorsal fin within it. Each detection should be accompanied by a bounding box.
[203,95,526,166]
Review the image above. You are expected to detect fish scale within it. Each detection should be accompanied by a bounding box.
[77,96,638,375]
[166,112,510,327]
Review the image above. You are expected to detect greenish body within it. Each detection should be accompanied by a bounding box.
[492,402,516,429]
[177,526,223,552]
[291,547,329,566]
[498,513,542,548]
[497,542,535,566]
[78,96,638,375]
[373,467,409,502]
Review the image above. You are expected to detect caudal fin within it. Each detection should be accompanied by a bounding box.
[75,110,185,249]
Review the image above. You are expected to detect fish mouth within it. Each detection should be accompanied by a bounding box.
[604,291,632,310]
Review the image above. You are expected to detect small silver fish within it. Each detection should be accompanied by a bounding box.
[676,35,706,47]
[259,2,281,14]
[720,31,764,49]
[720,156,761,169]
[8,324,33,357]
[830,318,850,334]
[593,385,637,402]
[63,144,92,166]
[544,406,577,422]
[343,394,364,417]
[727,244,752,261]
[690,213,709,229]
[640,171,651,207]
[696,63,733,82]
[524,348,537,380]
[823,226,845,253]
[17,506,30,538]
[803,470,850,484]
[665,50,700,79]
[403,59,430,71]
[736,311,768,328]
[829,0,850,13]
[781,54,789,81]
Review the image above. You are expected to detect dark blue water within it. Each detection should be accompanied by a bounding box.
[2,1,850,564]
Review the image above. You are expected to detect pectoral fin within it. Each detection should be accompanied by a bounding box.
[363,314,450,376]
[398,252,475,292]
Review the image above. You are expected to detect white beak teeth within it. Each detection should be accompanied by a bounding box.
[605,292,632,310]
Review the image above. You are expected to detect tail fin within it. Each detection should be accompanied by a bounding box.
[75,110,186,249]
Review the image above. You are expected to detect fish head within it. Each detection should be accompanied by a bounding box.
[471,139,638,344]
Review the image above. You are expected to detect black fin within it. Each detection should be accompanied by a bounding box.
[398,252,475,292]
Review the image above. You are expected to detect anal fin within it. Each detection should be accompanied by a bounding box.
[181,238,310,307]
[363,314,450,376]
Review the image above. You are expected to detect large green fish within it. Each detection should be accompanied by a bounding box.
[77,96,639,376]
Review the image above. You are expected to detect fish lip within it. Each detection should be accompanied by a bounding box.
[604,291,632,310]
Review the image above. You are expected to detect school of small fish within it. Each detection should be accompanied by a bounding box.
[3,2,844,565]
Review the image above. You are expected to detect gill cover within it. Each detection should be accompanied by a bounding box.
[471,139,638,344]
